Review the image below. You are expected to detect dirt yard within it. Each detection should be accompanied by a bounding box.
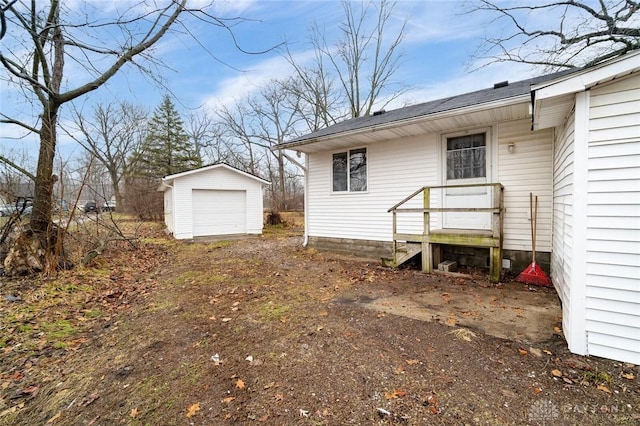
[1,220,638,425]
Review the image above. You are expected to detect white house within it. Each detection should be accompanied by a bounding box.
[531,52,640,364]
[277,51,639,364]
[158,163,270,239]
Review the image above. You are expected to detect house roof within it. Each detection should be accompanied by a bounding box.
[532,50,640,130]
[158,163,271,192]
[277,69,577,153]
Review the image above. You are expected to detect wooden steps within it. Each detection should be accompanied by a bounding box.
[382,242,422,268]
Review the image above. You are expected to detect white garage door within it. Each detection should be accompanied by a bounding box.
[192,189,247,236]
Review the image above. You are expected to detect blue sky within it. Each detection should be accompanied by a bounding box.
[0,0,568,165]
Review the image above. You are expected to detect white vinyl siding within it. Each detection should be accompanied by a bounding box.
[307,133,439,242]
[164,186,174,233]
[551,111,576,347]
[307,118,555,251]
[584,75,640,364]
[496,119,553,251]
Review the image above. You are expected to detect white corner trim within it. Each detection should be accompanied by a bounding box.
[568,90,590,355]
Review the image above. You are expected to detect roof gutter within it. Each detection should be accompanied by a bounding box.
[157,180,173,192]
[277,94,531,151]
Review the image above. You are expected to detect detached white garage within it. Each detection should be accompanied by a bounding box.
[159,163,270,239]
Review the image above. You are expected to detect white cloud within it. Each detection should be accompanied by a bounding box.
[200,53,296,109]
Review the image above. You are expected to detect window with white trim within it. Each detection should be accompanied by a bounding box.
[332,148,367,192]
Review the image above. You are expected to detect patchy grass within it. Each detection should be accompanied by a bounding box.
[258,301,291,322]
[1,216,639,426]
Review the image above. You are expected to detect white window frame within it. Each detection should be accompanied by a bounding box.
[440,127,494,184]
[331,147,368,193]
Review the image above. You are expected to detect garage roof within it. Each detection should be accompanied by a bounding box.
[158,163,271,192]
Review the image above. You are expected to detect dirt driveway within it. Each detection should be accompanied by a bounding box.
[1,230,638,425]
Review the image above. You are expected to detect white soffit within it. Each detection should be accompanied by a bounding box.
[291,97,530,154]
[532,51,640,130]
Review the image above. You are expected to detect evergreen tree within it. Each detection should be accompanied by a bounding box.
[127,95,201,219]
[132,96,202,180]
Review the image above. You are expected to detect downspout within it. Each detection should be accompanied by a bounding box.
[302,154,309,247]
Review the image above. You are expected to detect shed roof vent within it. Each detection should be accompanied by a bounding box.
[372,109,386,116]
[493,81,509,89]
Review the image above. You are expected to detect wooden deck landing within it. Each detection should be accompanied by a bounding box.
[386,184,504,282]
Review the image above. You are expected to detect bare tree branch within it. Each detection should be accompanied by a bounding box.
[468,0,640,70]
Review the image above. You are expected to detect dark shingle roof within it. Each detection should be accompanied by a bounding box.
[282,69,576,147]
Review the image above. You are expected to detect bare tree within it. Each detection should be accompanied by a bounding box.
[288,0,407,121]
[217,101,264,175]
[251,79,303,210]
[284,40,345,131]
[185,110,230,165]
[0,148,34,203]
[468,0,640,69]
[0,0,246,273]
[72,102,147,211]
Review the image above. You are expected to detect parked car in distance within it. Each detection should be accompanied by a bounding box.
[103,200,116,212]
[0,204,12,217]
[84,200,100,213]
[0,198,32,216]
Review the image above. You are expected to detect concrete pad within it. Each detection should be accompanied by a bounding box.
[353,281,562,344]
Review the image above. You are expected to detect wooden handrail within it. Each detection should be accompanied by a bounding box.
[395,207,501,213]
[387,186,426,212]
[387,183,505,282]
[388,183,504,213]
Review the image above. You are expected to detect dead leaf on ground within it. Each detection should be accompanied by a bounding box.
[274,393,284,401]
[46,411,61,424]
[597,384,612,393]
[406,359,419,365]
[532,386,542,394]
[445,317,457,326]
[384,389,407,400]
[441,293,451,304]
[553,326,562,333]
[622,373,635,380]
[448,328,476,341]
[551,369,563,377]
[518,348,528,356]
[186,402,201,418]
[236,379,245,389]
[223,396,236,403]
[130,408,139,418]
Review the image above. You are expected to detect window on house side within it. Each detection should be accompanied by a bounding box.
[332,148,367,192]
[332,152,348,191]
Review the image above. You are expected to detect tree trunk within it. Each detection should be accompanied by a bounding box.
[31,106,58,236]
